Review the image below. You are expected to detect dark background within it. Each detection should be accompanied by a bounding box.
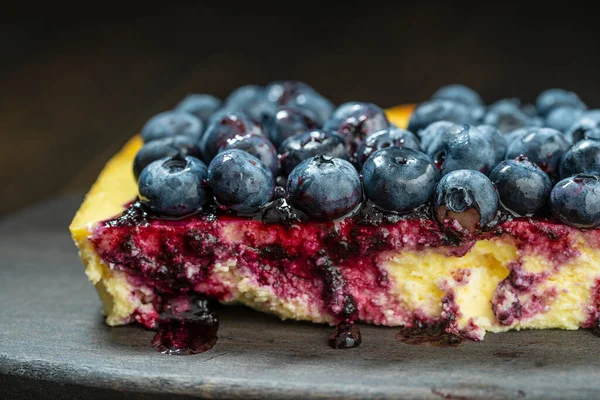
[1,2,599,217]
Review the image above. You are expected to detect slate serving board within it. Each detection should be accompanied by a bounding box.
[1,195,600,399]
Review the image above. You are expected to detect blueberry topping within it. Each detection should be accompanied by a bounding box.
[208,149,274,214]
[356,127,421,168]
[489,159,551,216]
[418,121,457,153]
[141,111,204,143]
[134,136,203,180]
[287,91,334,126]
[483,100,532,133]
[362,148,439,212]
[431,84,483,107]
[505,127,571,175]
[265,80,316,104]
[218,133,279,176]
[476,124,507,164]
[279,130,348,176]
[536,88,586,116]
[138,155,208,218]
[566,116,600,143]
[174,94,222,123]
[324,102,389,160]
[544,106,584,133]
[550,174,600,228]
[264,106,317,147]
[201,111,263,162]
[559,139,600,179]
[407,99,473,134]
[223,85,276,121]
[433,169,499,233]
[287,155,361,220]
[426,124,496,176]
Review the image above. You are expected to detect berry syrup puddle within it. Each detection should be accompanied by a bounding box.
[93,198,596,354]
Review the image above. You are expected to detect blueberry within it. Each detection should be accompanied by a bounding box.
[433,169,499,233]
[264,106,318,147]
[324,102,390,160]
[265,80,316,104]
[566,116,600,143]
[224,85,276,121]
[559,139,600,179]
[483,100,532,133]
[287,155,361,220]
[536,88,586,116]
[208,149,274,214]
[476,124,507,164]
[431,84,483,107]
[489,159,551,216]
[174,94,222,123]
[288,91,334,126]
[356,127,420,168]
[417,121,457,153]
[134,136,203,180]
[279,129,349,176]
[504,127,571,174]
[218,133,279,176]
[200,111,263,162]
[362,148,439,212]
[141,111,204,143]
[407,99,473,134]
[138,155,208,218]
[550,174,600,228]
[265,80,334,125]
[426,124,496,176]
[544,106,584,133]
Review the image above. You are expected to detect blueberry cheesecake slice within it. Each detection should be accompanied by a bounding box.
[70,82,600,354]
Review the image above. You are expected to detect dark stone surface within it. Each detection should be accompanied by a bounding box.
[1,195,600,399]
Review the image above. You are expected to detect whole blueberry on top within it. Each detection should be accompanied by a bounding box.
[426,124,496,176]
[141,111,204,143]
[287,91,334,126]
[200,111,263,162]
[476,124,507,164]
[279,129,349,176]
[362,147,439,212]
[323,102,390,160]
[489,158,551,216]
[218,133,279,176]
[566,116,600,143]
[174,94,222,123]
[483,100,532,133]
[431,84,483,107]
[407,99,473,134]
[208,149,274,214]
[287,155,362,220]
[264,105,318,147]
[559,139,600,179]
[356,127,421,168]
[536,88,586,116]
[265,80,316,104]
[433,169,499,234]
[505,127,571,175]
[224,85,277,121]
[544,106,584,133]
[550,174,600,228]
[134,136,203,180]
[138,154,208,218]
[418,121,458,153]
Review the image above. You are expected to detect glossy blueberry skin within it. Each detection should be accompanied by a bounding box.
[489,159,551,216]
[505,127,571,175]
[483,100,532,133]
[544,106,584,133]
[141,111,204,143]
[559,139,600,179]
[476,124,507,164]
[138,155,208,218]
[287,155,362,220]
[362,148,439,212]
[265,80,316,104]
[323,102,390,159]
[536,88,586,116]
[134,136,203,180]
[174,94,222,123]
[288,91,334,126]
[431,84,483,107]
[566,116,600,143]
[433,169,499,232]
[550,174,600,228]
[426,124,496,176]
[418,121,457,153]
[200,111,263,162]
[224,85,277,121]
[407,99,473,134]
[264,106,317,147]
[218,133,279,176]
[356,127,420,168]
[279,129,349,176]
[208,149,274,214]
